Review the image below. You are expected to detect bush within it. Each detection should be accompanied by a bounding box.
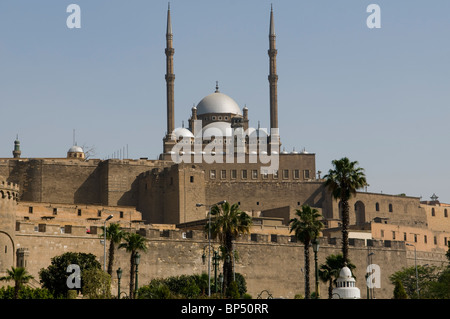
[39,252,101,298]
[137,273,248,299]
[82,268,111,299]
[0,286,54,299]
[393,279,408,299]
[226,281,240,299]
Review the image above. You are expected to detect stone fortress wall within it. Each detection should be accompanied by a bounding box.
[2,203,447,299]
[11,218,435,299]
[0,157,449,299]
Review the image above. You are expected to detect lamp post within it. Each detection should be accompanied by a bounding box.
[219,273,224,298]
[196,200,226,297]
[312,238,320,299]
[103,214,114,272]
[202,245,220,293]
[116,267,122,299]
[213,250,220,293]
[406,243,419,298]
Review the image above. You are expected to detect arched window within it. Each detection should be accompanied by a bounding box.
[375,202,380,212]
[445,209,448,218]
[431,208,435,216]
[389,203,393,212]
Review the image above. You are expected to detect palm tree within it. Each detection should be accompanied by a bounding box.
[324,157,367,263]
[319,254,355,299]
[100,223,125,276]
[289,205,324,299]
[208,201,252,295]
[0,266,34,299]
[118,232,147,299]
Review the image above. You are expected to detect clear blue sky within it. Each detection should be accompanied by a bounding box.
[0,0,449,203]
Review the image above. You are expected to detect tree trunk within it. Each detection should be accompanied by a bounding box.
[304,241,310,299]
[129,251,136,299]
[223,232,234,295]
[341,200,350,264]
[108,241,115,276]
[328,280,333,299]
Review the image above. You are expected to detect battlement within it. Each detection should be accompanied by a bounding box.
[0,180,19,191]
[14,219,406,251]
[0,180,19,201]
[136,228,407,250]
[0,157,173,168]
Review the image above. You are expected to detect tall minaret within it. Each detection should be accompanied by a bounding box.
[268,4,278,132]
[165,3,175,137]
[268,5,280,153]
[163,3,176,156]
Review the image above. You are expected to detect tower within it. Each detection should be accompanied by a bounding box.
[0,179,18,273]
[163,2,176,156]
[268,5,280,152]
[12,135,21,159]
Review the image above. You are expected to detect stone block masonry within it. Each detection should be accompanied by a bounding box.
[12,224,426,299]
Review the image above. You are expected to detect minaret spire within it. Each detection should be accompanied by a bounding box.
[269,4,275,36]
[166,2,172,35]
[268,5,280,153]
[268,4,278,132]
[162,2,176,158]
[165,2,175,139]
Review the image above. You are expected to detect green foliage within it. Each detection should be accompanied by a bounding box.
[137,273,248,299]
[207,202,252,293]
[137,279,173,299]
[289,205,324,245]
[100,223,125,276]
[118,231,148,298]
[289,205,324,299]
[389,265,442,299]
[324,157,367,263]
[38,252,101,298]
[234,273,247,296]
[393,279,408,299]
[423,268,450,299]
[0,286,54,299]
[67,290,78,299]
[81,268,112,299]
[324,157,368,202]
[0,266,35,299]
[226,281,240,299]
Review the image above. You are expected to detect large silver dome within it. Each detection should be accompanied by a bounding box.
[196,92,242,116]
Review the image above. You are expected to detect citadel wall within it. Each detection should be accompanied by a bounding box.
[13,221,433,299]
[0,158,173,207]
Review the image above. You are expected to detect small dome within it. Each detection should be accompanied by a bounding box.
[173,127,194,140]
[249,128,269,138]
[196,92,242,116]
[68,145,84,153]
[339,266,354,280]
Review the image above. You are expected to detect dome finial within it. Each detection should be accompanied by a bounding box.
[215,81,220,93]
